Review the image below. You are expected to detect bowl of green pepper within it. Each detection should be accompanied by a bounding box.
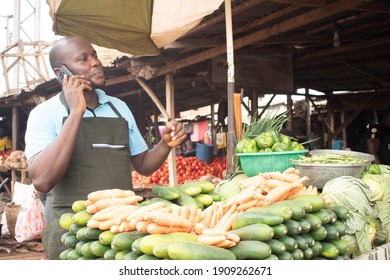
[291,149,374,189]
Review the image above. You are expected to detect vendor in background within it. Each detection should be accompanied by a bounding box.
[24,36,186,259]
[0,124,12,151]
[367,110,390,164]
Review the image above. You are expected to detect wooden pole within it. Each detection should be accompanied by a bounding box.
[225,0,236,176]
[165,73,177,186]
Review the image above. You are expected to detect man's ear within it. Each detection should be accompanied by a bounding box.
[54,67,61,77]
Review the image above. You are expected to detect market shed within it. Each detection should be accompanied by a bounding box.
[1,0,389,157]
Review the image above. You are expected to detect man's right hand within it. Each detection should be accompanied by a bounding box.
[62,74,92,115]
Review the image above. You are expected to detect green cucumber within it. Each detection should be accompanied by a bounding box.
[136,254,161,260]
[248,204,293,222]
[232,211,283,230]
[291,248,304,260]
[194,194,214,207]
[288,195,325,212]
[208,193,221,202]
[140,232,198,257]
[80,241,96,258]
[123,251,143,260]
[152,185,180,200]
[278,236,298,252]
[323,224,340,241]
[271,224,288,239]
[175,189,204,209]
[115,250,131,260]
[331,221,347,236]
[111,231,148,251]
[294,235,309,250]
[330,239,348,255]
[168,242,236,260]
[301,233,315,247]
[103,248,117,260]
[303,247,314,259]
[178,183,202,197]
[310,241,323,257]
[75,241,86,255]
[309,226,328,241]
[266,239,286,254]
[323,209,337,223]
[276,251,293,260]
[67,249,82,260]
[99,230,117,245]
[229,240,271,260]
[76,227,92,242]
[284,219,302,236]
[320,242,339,259]
[264,254,279,260]
[311,209,331,225]
[298,219,311,234]
[90,240,111,257]
[272,200,306,220]
[325,204,350,221]
[131,237,143,254]
[229,223,274,241]
[304,214,322,230]
[85,228,104,240]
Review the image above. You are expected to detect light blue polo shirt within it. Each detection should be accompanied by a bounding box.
[24,89,148,161]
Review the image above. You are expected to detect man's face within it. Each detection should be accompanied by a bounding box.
[60,37,106,89]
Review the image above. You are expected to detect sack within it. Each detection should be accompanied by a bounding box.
[14,188,45,242]
[216,132,227,149]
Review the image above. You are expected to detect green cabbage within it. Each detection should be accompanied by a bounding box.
[361,172,390,202]
[321,176,376,255]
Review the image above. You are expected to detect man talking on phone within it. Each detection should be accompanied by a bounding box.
[24,36,186,259]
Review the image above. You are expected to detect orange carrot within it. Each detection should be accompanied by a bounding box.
[86,219,100,228]
[146,223,191,234]
[93,205,138,221]
[214,204,237,231]
[98,219,116,230]
[119,220,135,232]
[143,212,191,228]
[197,234,226,245]
[202,228,227,236]
[136,221,151,233]
[226,232,240,243]
[87,188,135,202]
[194,223,208,235]
[236,200,259,211]
[213,239,236,248]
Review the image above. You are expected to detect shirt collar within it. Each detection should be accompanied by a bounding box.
[95,89,110,105]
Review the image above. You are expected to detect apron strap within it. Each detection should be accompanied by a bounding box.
[59,90,123,118]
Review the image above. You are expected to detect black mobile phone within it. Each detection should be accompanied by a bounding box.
[57,65,74,84]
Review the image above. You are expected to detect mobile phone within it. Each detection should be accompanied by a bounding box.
[56,65,74,84]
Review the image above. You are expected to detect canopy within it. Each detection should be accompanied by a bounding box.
[46,0,224,56]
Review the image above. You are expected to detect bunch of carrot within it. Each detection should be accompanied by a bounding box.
[87,204,139,230]
[135,204,203,234]
[195,203,241,248]
[85,188,143,214]
[237,168,314,204]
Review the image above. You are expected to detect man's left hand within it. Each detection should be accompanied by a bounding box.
[162,120,186,147]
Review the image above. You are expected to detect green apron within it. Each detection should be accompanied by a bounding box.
[43,92,133,259]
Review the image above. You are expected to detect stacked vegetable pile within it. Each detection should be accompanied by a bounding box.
[320,164,390,257]
[57,167,361,260]
[132,156,226,185]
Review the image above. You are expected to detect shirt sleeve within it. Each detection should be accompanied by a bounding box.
[24,105,59,161]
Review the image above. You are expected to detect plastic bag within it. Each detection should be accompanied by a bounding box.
[14,188,45,242]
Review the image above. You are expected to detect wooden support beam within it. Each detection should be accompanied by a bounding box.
[165,73,177,186]
[156,0,368,78]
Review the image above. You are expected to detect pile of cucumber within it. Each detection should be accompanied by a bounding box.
[228,195,355,260]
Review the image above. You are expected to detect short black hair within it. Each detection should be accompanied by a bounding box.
[49,36,74,70]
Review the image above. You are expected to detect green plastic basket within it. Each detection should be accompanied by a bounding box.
[236,150,309,177]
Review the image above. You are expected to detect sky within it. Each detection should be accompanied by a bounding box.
[0,0,62,95]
